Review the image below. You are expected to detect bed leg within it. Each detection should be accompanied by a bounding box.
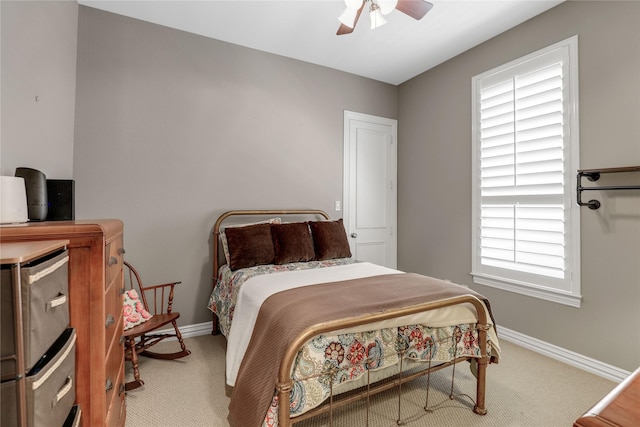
[473,357,488,415]
[474,323,489,415]
[211,315,220,335]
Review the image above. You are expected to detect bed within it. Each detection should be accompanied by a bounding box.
[207,209,500,427]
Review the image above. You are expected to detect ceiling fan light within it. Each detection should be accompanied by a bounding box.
[378,0,398,15]
[370,6,387,29]
[344,0,363,10]
[338,7,358,28]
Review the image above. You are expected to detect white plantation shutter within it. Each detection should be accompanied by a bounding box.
[471,36,581,307]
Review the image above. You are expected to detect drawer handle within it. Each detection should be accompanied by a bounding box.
[46,293,67,311]
[118,248,126,255]
[53,376,73,407]
[105,314,115,328]
[119,383,126,396]
[105,378,113,393]
[109,256,118,266]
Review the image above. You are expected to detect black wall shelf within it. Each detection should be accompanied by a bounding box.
[577,166,640,209]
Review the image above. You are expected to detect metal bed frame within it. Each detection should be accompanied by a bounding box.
[211,209,490,426]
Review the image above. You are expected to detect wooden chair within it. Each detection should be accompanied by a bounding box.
[123,261,191,391]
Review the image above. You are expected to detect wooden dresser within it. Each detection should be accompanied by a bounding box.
[574,367,640,427]
[0,220,126,427]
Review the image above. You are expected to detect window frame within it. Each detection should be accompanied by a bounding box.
[471,35,581,307]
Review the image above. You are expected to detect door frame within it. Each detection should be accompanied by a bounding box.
[342,110,398,268]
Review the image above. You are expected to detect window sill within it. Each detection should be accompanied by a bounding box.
[472,273,582,308]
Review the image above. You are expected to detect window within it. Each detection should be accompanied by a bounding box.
[471,36,581,307]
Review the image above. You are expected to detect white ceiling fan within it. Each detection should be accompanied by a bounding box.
[337,0,434,35]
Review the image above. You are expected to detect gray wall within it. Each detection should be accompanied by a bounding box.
[0,0,78,178]
[398,0,640,371]
[72,6,397,326]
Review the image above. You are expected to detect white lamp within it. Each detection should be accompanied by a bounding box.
[345,0,363,10]
[0,176,28,224]
[378,0,398,15]
[339,7,359,27]
[339,0,364,28]
[369,2,387,29]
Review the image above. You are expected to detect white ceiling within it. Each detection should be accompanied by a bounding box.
[78,0,564,85]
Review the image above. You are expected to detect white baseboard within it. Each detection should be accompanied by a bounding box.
[498,325,630,383]
[155,321,213,340]
[165,321,630,383]
[176,321,214,339]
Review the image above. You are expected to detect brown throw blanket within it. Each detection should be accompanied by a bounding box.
[227,273,494,427]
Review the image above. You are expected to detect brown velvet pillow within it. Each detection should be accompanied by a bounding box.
[220,217,281,264]
[309,219,352,261]
[271,222,315,265]
[224,222,275,270]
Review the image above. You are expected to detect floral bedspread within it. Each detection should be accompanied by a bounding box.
[261,322,495,425]
[207,258,356,337]
[208,260,497,425]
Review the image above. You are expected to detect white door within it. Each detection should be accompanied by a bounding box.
[343,111,397,269]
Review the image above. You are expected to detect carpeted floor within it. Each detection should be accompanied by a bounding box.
[124,334,616,427]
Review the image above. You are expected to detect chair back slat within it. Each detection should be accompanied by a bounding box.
[123,261,176,315]
[153,287,162,314]
[124,261,151,312]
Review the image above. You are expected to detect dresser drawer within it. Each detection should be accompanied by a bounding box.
[1,250,70,374]
[105,237,124,290]
[62,405,81,427]
[104,275,124,356]
[26,328,76,427]
[104,315,124,412]
[104,358,125,427]
[1,379,18,426]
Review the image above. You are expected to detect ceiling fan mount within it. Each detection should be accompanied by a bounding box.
[337,0,433,35]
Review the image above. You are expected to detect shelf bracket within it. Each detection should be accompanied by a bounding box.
[577,166,640,210]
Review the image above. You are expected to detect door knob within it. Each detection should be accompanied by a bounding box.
[350,233,358,238]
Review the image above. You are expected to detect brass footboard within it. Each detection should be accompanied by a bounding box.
[276,295,489,426]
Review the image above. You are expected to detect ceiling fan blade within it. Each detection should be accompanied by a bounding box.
[337,23,355,35]
[396,0,433,20]
[337,2,365,36]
